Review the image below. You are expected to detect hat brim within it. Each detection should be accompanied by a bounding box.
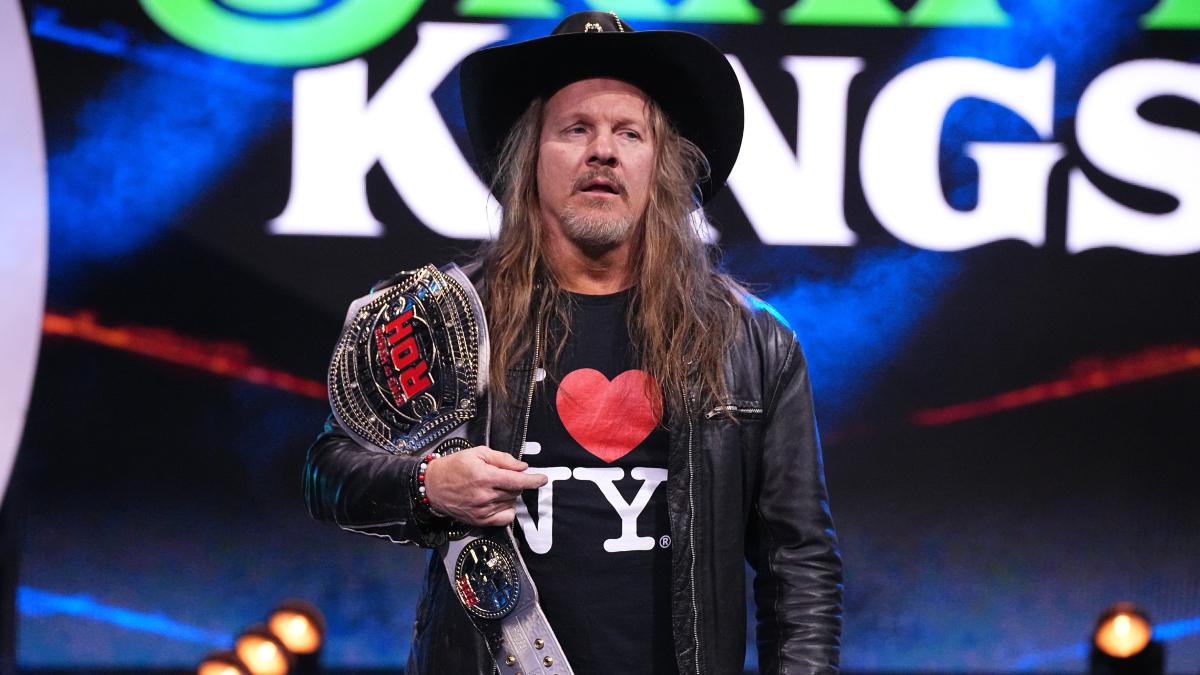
[460,29,743,205]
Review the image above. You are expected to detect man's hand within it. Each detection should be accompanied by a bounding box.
[424,446,548,526]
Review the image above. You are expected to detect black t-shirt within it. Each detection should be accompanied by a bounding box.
[514,289,678,675]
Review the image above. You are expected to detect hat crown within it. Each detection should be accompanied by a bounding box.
[550,11,635,35]
[459,9,743,204]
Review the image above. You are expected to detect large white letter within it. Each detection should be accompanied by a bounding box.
[513,466,572,555]
[1067,59,1200,255]
[860,57,1063,251]
[0,1,46,503]
[271,58,379,236]
[573,467,668,553]
[727,56,862,245]
[270,22,507,238]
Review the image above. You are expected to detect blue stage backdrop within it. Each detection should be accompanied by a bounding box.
[10,0,1200,670]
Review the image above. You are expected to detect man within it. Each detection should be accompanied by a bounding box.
[305,10,842,674]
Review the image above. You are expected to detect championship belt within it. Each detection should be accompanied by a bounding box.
[327,263,574,675]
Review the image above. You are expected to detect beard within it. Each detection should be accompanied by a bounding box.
[559,200,633,248]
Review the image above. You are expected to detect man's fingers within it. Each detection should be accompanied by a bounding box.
[486,487,524,503]
[490,467,549,491]
[479,448,529,472]
[480,506,516,527]
[462,499,516,526]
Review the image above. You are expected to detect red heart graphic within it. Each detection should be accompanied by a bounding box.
[556,369,662,463]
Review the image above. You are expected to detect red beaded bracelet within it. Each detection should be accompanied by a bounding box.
[416,452,437,503]
[412,451,444,517]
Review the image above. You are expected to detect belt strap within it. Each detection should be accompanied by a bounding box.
[441,528,574,674]
[434,266,574,674]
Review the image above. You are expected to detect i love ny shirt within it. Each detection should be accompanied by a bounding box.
[514,288,678,675]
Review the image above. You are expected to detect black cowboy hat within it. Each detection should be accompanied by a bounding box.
[459,10,744,205]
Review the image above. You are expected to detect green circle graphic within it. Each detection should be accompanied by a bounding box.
[139,0,425,67]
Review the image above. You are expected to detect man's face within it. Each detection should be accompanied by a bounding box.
[537,78,655,250]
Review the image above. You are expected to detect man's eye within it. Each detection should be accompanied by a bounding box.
[620,130,641,140]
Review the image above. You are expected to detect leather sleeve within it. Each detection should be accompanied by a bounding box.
[304,414,453,548]
[746,335,844,674]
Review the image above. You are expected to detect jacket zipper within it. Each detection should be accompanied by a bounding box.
[683,388,701,675]
[703,403,763,419]
[516,320,541,462]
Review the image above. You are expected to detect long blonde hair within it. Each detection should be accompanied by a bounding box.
[478,95,746,415]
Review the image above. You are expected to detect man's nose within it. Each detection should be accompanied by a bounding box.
[587,131,618,168]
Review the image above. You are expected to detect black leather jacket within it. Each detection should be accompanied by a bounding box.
[305,284,843,674]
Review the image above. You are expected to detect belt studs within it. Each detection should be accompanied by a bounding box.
[534,639,544,649]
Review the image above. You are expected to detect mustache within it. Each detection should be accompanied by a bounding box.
[571,169,627,196]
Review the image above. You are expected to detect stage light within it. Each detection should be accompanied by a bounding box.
[234,624,294,675]
[267,600,326,675]
[1097,607,1151,658]
[267,600,324,654]
[1089,603,1164,675]
[196,650,250,675]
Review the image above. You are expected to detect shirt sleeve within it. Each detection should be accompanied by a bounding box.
[304,414,456,548]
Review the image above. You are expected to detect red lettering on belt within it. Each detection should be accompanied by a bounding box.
[399,359,433,399]
[389,335,420,371]
[377,306,434,405]
[384,309,415,344]
[457,575,479,608]
[373,326,390,366]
